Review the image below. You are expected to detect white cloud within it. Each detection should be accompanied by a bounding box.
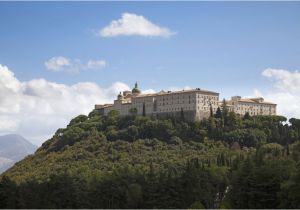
[0,116,19,132]
[45,57,106,72]
[254,68,300,119]
[0,64,129,146]
[262,68,300,93]
[142,89,156,94]
[141,86,192,94]
[99,13,175,38]
[168,86,193,92]
[86,59,106,70]
[45,56,71,72]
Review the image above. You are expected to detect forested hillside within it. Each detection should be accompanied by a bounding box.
[1,108,300,209]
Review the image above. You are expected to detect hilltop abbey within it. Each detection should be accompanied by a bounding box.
[95,83,277,121]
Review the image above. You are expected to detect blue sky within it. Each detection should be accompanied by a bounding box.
[1,2,300,145]
[1,2,300,97]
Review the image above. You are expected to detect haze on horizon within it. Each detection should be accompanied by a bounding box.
[0,1,300,146]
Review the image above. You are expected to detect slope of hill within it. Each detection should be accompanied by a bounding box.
[0,157,13,174]
[0,134,37,173]
[1,110,300,209]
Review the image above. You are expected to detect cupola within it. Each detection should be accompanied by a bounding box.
[117,92,123,100]
[132,82,141,95]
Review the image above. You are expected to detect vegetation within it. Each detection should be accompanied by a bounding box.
[1,109,300,208]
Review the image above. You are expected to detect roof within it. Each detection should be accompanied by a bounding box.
[95,104,113,109]
[234,98,276,105]
[134,88,219,98]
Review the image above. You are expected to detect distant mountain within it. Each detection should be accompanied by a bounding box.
[0,134,37,173]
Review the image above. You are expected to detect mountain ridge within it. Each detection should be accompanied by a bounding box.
[0,134,37,174]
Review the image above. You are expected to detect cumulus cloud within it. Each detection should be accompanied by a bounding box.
[0,64,129,146]
[99,13,175,38]
[45,57,106,72]
[45,56,71,72]
[262,68,300,93]
[255,68,300,119]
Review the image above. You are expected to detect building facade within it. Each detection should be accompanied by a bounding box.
[95,83,277,121]
[224,96,276,116]
[95,83,220,121]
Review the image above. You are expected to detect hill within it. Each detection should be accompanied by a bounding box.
[0,134,37,174]
[1,109,300,208]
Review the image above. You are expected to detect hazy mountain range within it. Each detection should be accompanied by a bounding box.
[0,134,37,174]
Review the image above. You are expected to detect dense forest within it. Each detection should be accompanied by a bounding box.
[1,106,300,209]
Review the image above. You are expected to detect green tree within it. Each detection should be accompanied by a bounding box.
[126,183,143,208]
[129,107,138,116]
[68,115,88,126]
[180,108,185,121]
[142,103,146,116]
[127,125,138,141]
[243,112,250,120]
[0,176,18,208]
[215,107,222,119]
[189,201,205,209]
[221,99,228,119]
[209,104,213,118]
[106,110,120,126]
[279,165,300,208]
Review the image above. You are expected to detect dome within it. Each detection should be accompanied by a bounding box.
[117,92,123,100]
[132,82,141,94]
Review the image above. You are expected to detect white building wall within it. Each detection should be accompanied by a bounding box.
[230,101,276,116]
[96,89,276,121]
[155,92,197,113]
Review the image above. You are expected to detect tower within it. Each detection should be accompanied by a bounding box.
[117,92,123,100]
[132,82,141,95]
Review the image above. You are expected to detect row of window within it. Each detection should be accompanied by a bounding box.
[238,110,274,116]
[236,107,274,111]
[158,107,194,112]
[133,94,218,103]
[238,103,275,108]
[133,100,218,107]
[198,106,217,111]
[197,95,218,100]
[120,106,218,113]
